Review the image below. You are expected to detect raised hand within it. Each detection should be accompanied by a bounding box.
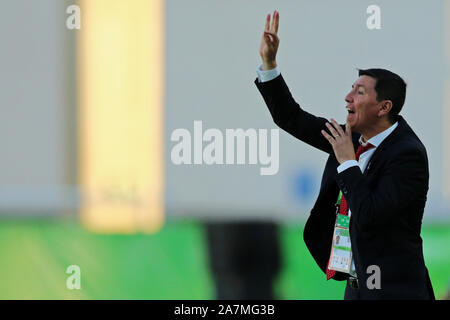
[259,10,280,70]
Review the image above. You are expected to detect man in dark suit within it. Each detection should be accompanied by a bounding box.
[255,11,435,299]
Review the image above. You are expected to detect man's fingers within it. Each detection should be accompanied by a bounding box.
[263,32,274,44]
[274,10,279,34]
[263,33,273,45]
[264,30,278,37]
[265,13,270,32]
[270,11,275,32]
[321,130,336,145]
[330,118,345,136]
[264,31,278,42]
[325,122,340,139]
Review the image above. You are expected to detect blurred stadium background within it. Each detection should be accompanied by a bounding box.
[0,0,448,299]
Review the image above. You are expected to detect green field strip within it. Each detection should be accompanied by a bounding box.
[0,219,214,299]
[0,219,447,300]
[421,226,450,299]
[276,226,346,299]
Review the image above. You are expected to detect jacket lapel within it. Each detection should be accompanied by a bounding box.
[362,116,409,176]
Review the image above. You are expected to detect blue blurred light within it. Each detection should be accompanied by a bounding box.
[293,170,316,201]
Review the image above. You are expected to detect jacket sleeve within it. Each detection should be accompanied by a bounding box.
[335,145,428,230]
[254,74,333,154]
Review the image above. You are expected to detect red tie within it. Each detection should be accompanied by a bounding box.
[326,143,375,280]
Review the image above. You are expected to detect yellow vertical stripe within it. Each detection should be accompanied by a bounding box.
[78,0,164,233]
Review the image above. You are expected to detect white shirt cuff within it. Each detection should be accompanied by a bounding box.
[337,160,359,173]
[256,64,280,83]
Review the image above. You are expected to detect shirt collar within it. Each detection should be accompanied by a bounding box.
[359,122,399,148]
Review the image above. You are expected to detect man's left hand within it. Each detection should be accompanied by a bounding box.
[321,119,355,164]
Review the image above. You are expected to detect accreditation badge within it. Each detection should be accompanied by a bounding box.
[328,214,352,273]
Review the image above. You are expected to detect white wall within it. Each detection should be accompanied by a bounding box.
[0,0,77,214]
[0,0,447,221]
[164,0,448,221]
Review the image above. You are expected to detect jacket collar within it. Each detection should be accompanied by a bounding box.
[359,116,412,174]
[359,122,398,148]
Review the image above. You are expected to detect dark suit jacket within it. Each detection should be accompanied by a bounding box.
[255,74,435,299]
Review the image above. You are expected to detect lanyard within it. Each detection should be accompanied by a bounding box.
[336,191,342,206]
[335,191,343,215]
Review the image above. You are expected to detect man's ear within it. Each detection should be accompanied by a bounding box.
[378,100,393,117]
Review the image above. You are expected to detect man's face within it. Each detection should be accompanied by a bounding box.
[345,75,381,133]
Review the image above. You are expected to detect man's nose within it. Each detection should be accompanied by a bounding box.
[345,92,353,104]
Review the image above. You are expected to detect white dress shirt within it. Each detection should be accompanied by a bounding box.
[256,64,281,82]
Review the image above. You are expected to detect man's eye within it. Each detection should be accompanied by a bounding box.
[358,91,364,94]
